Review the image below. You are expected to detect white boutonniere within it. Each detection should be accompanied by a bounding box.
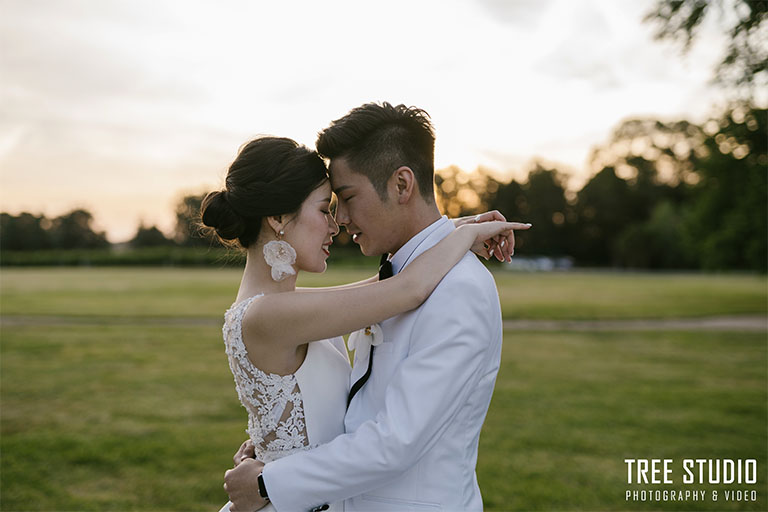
[347,323,383,352]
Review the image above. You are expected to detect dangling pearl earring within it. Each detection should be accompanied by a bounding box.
[263,229,296,281]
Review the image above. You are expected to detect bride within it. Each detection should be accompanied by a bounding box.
[201,136,520,511]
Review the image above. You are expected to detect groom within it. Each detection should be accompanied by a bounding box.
[225,102,515,511]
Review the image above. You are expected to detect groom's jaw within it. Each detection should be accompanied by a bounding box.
[349,231,377,256]
[351,232,366,251]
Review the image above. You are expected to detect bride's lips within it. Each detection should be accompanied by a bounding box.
[321,240,333,256]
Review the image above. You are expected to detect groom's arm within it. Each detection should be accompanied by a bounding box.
[262,268,499,511]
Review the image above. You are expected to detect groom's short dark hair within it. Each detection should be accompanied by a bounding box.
[316,102,436,203]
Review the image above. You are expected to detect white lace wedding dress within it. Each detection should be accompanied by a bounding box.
[219,294,351,512]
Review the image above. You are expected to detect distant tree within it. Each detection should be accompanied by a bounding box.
[49,209,109,249]
[521,166,573,256]
[682,106,767,270]
[644,0,767,97]
[489,178,526,219]
[643,1,766,269]
[0,212,52,250]
[490,164,572,256]
[588,117,706,188]
[584,106,766,270]
[613,200,696,269]
[487,178,528,252]
[130,223,175,248]
[173,194,217,247]
[572,167,641,265]
[435,166,499,218]
[583,117,705,268]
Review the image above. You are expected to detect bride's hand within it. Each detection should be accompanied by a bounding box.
[454,210,522,262]
[233,439,255,467]
[458,219,532,262]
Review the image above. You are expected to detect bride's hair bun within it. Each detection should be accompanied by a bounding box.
[200,190,246,241]
[200,136,328,248]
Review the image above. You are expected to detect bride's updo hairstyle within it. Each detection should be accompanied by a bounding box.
[201,136,328,248]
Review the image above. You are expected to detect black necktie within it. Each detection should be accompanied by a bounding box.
[347,254,392,406]
[378,253,394,280]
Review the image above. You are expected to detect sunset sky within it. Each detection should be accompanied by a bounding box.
[1,0,736,242]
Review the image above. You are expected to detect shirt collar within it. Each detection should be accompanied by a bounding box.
[389,216,450,275]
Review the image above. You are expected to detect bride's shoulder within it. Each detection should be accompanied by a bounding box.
[227,292,264,319]
[239,291,298,336]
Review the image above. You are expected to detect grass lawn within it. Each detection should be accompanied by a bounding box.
[1,268,766,511]
[1,267,765,320]
[479,330,767,511]
[1,323,241,510]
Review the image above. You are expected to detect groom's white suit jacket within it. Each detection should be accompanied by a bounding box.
[263,216,503,511]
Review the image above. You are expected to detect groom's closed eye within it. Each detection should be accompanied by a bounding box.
[333,185,353,202]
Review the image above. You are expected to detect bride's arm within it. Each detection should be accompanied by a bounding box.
[244,221,530,347]
[297,274,378,291]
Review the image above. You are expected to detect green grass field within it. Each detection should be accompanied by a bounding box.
[1,267,765,319]
[1,268,766,511]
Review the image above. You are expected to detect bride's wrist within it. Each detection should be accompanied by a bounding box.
[455,224,477,247]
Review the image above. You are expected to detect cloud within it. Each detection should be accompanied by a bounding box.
[474,0,555,29]
[530,0,723,97]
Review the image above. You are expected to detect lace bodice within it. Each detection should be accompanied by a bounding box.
[223,295,313,463]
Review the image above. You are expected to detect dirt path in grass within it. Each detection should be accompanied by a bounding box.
[501,315,767,331]
[1,314,765,331]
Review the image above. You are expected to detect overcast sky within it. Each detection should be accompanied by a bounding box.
[1,0,732,241]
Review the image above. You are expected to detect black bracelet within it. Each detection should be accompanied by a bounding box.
[257,473,270,502]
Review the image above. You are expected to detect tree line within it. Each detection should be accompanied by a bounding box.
[1,103,765,271]
[437,105,766,271]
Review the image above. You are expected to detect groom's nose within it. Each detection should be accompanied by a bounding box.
[335,199,350,226]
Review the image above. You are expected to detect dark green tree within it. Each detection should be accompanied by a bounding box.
[613,200,696,268]
[682,106,767,270]
[173,194,217,247]
[130,223,175,247]
[490,165,571,256]
[49,209,110,249]
[487,178,528,252]
[0,212,52,250]
[572,167,640,265]
[586,107,766,270]
[486,164,573,256]
[584,117,708,268]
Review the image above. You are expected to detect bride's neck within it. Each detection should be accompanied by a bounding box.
[238,245,298,298]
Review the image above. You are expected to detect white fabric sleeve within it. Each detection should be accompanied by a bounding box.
[262,274,495,511]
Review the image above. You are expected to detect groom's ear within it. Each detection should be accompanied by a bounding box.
[392,166,416,205]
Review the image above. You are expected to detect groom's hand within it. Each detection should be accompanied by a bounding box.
[233,439,255,467]
[224,458,268,511]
